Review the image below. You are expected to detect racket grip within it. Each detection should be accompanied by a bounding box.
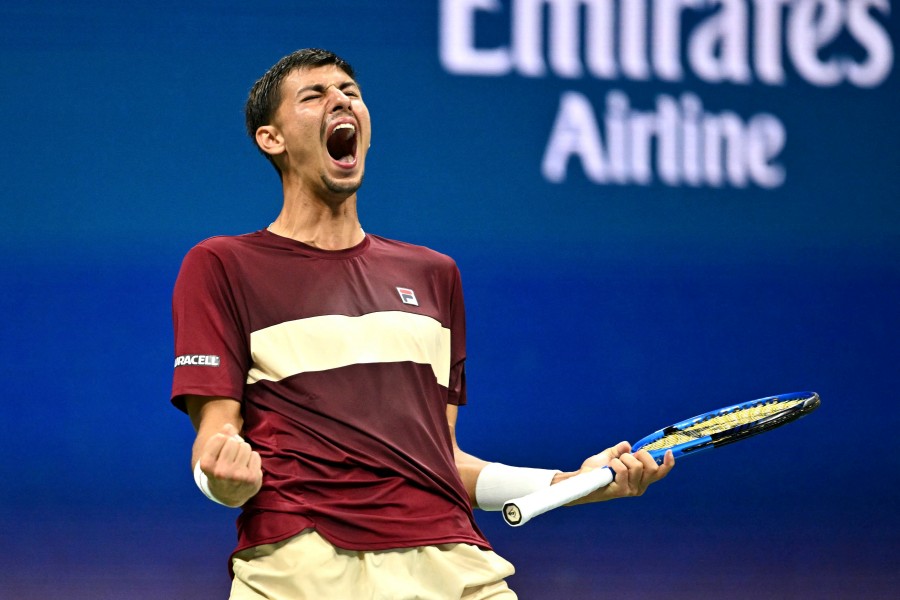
[502,466,615,527]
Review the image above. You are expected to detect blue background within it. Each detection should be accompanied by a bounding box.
[1,1,897,598]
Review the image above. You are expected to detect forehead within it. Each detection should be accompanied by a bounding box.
[283,65,358,89]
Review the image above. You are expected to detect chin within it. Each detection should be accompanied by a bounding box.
[322,172,364,197]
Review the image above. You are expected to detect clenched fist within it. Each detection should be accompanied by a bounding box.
[195,423,263,507]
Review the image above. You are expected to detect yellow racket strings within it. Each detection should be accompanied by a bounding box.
[639,398,806,451]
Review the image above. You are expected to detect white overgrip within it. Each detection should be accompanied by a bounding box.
[502,466,615,526]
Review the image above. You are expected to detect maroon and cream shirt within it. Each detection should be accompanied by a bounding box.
[171,230,489,556]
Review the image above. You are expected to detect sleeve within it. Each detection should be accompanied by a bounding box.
[447,262,468,407]
[170,243,250,413]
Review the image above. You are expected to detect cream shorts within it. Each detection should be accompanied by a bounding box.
[230,529,517,600]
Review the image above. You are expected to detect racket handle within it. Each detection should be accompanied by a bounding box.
[502,466,615,527]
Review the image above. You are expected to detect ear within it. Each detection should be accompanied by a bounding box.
[255,125,285,158]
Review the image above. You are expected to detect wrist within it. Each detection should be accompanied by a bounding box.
[550,470,578,486]
[475,463,560,511]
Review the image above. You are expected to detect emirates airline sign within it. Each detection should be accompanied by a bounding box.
[439,0,894,189]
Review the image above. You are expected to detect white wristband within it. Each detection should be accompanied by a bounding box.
[193,461,233,507]
[475,462,560,511]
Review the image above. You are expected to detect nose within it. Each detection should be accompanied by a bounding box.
[325,84,352,112]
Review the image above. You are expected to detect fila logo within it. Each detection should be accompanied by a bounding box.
[396,287,419,306]
[174,354,221,368]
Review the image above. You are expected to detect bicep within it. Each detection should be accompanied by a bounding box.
[172,246,250,399]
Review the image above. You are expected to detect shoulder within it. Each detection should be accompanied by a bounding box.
[367,234,459,271]
[176,231,273,286]
[189,230,267,255]
[181,230,271,266]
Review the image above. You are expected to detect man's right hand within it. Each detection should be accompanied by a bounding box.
[196,422,263,507]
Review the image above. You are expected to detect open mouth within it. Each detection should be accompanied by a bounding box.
[326,122,358,165]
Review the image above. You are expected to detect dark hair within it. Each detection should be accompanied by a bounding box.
[244,49,356,172]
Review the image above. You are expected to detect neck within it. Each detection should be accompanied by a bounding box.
[269,186,365,251]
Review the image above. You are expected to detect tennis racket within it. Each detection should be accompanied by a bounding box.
[502,391,820,526]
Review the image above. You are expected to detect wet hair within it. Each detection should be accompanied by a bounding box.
[244,48,356,172]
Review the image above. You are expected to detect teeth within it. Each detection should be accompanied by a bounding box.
[334,123,355,133]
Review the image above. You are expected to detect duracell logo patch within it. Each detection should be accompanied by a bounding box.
[174,354,221,368]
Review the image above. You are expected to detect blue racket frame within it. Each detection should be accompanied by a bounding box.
[632,391,821,464]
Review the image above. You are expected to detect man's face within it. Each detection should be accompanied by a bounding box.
[268,65,371,198]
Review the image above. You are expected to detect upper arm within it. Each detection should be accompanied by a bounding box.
[171,245,250,408]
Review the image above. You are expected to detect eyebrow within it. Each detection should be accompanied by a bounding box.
[295,80,361,97]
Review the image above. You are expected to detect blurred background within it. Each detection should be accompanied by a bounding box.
[1,1,897,598]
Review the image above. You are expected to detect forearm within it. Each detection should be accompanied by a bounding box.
[454,446,560,511]
[186,395,243,440]
[448,404,560,510]
[453,447,491,506]
[458,445,674,512]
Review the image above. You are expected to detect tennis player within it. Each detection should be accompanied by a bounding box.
[171,48,674,599]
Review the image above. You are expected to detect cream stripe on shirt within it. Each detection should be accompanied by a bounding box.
[246,311,451,387]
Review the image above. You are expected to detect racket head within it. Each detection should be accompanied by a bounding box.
[633,391,820,464]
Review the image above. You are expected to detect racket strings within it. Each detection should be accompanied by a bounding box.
[639,398,806,451]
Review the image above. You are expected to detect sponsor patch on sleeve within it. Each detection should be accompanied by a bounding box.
[174,354,221,368]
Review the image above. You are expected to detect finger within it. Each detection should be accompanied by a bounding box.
[201,432,230,466]
[607,458,629,492]
[201,422,243,460]
[593,442,630,467]
[607,441,632,458]
[248,451,262,478]
[637,452,675,491]
[630,450,662,485]
[231,441,248,469]
[655,450,675,478]
[238,451,263,487]
[619,453,645,490]
[235,440,256,468]
[620,452,642,469]
[607,457,627,476]
[231,449,262,485]
[216,434,246,466]
[611,461,638,496]
[632,449,658,469]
